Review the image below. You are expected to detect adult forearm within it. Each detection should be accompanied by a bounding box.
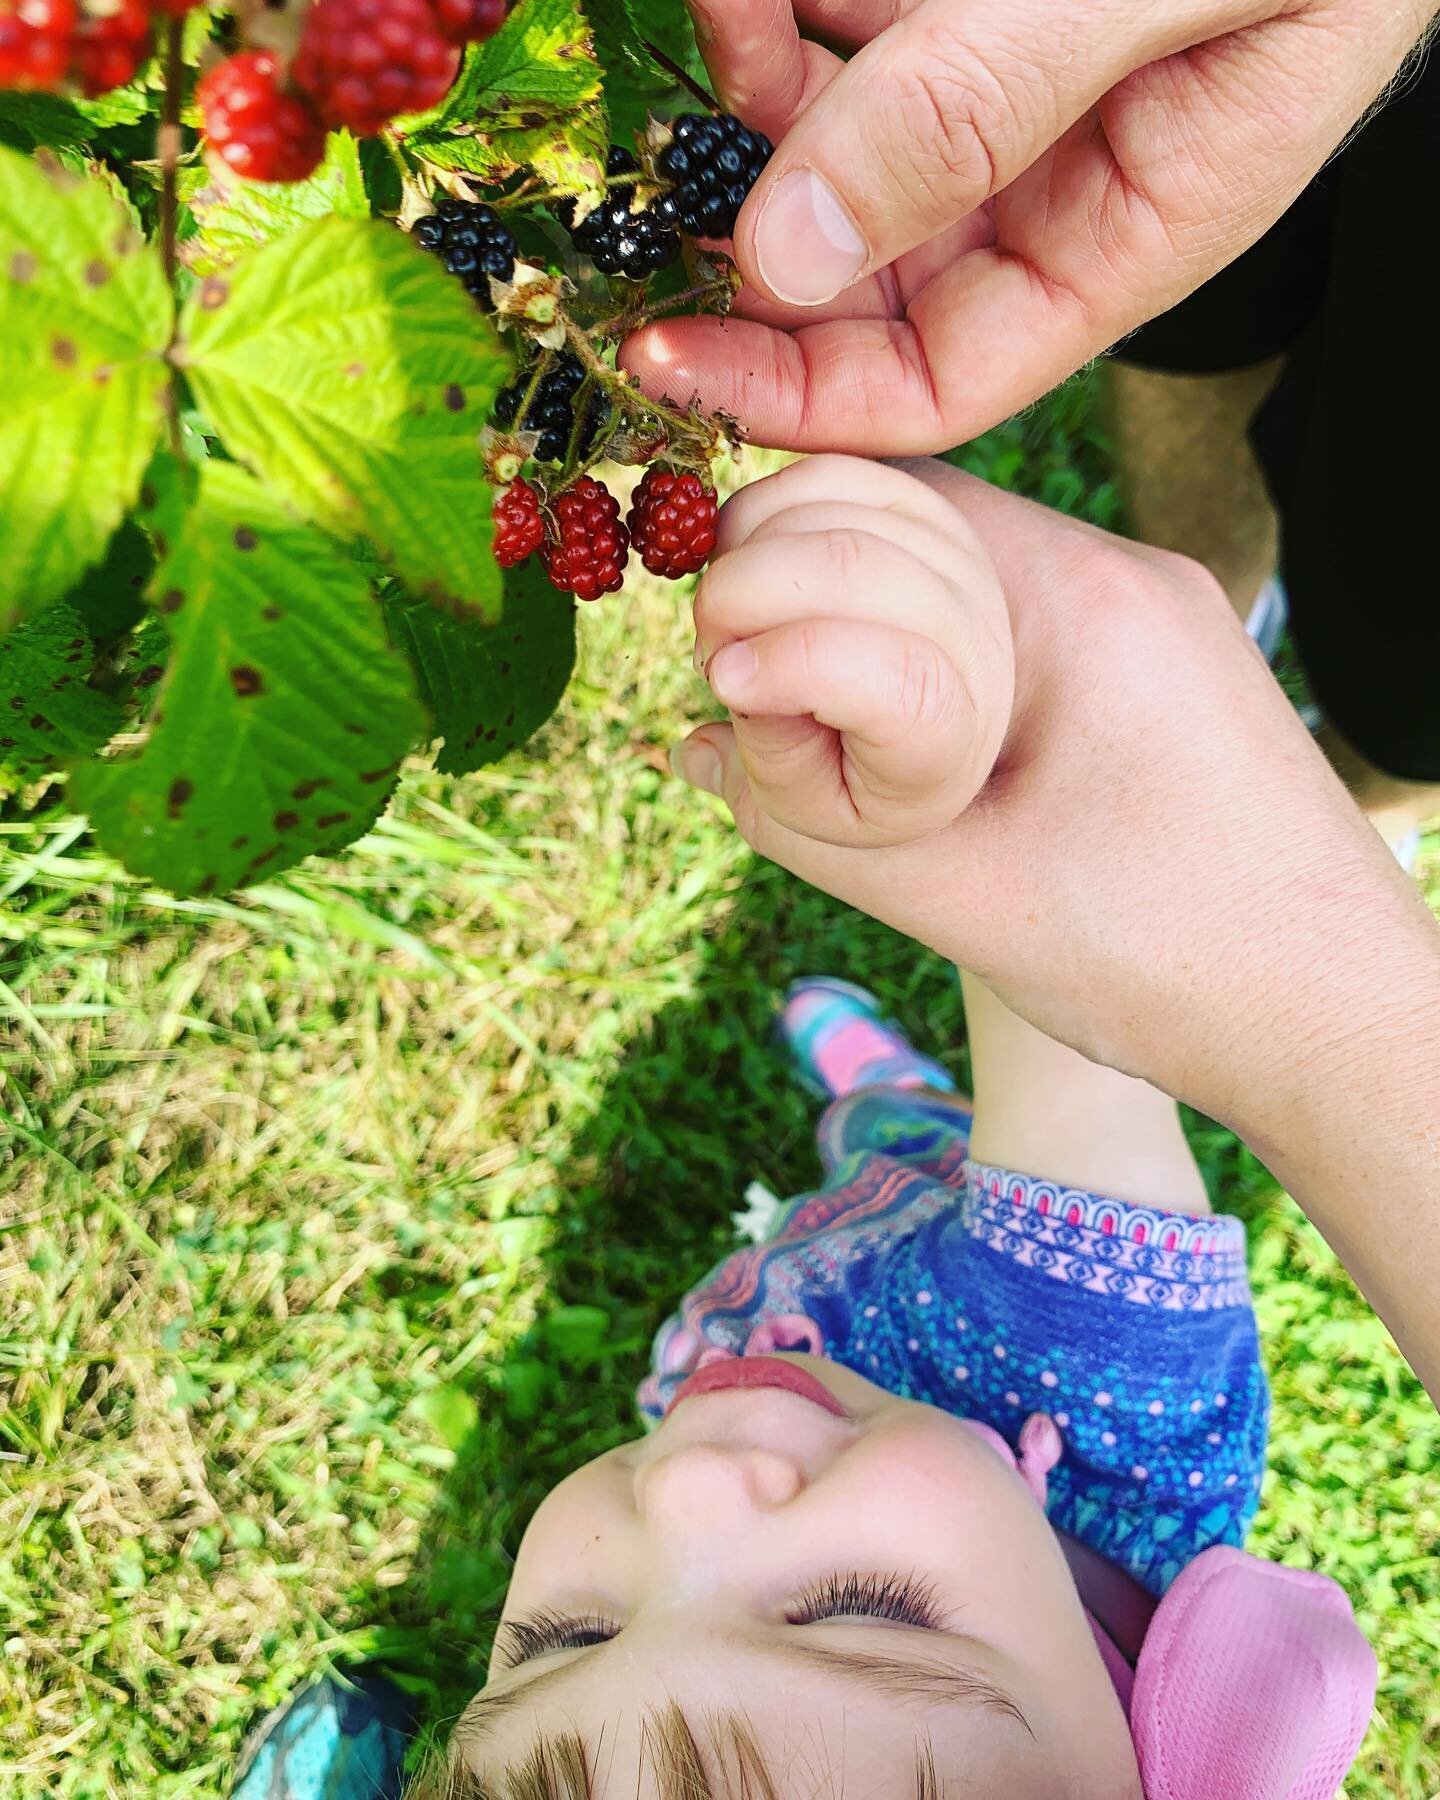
[1229,906,1440,1402]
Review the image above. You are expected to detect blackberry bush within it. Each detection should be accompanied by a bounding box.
[0,0,760,899]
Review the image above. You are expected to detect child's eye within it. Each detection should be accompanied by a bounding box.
[787,1571,943,1629]
[495,1607,619,1665]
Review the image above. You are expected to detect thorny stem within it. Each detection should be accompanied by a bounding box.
[158,18,185,460]
[561,319,693,440]
[640,37,718,112]
[589,278,733,342]
[508,347,555,439]
[157,20,183,285]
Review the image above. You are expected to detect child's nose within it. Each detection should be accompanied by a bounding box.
[633,1442,804,1528]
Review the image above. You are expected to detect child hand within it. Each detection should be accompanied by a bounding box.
[677,455,1436,1132]
[690,456,1014,848]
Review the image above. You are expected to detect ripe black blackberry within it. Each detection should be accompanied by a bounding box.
[414,195,516,299]
[557,146,681,282]
[657,113,774,240]
[492,351,610,464]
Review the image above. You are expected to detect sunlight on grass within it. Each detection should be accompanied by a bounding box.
[1,391,1437,1797]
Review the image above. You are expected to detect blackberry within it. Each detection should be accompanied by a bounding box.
[657,112,773,240]
[414,194,516,298]
[556,145,682,282]
[492,351,610,464]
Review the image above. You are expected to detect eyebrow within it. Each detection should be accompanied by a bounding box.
[458,1630,1032,1743]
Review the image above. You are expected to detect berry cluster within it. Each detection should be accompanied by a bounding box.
[495,466,719,601]
[657,113,774,240]
[559,146,681,282]
[0,0,192,99]
[194,0,508,185]
[197,52,329,186]
[414,194,516,297]
[541,476,630,602]
[492,352,609,465]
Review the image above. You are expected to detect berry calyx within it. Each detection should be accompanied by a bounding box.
[413,193,516,297]
[492,477,544,569]
[541,476,629,601]
[293,0,460,138]
[627,467,718,579]
[0,0,77,91]
[72,0,151,97]
[198,52,330,185]
[657,112,774,240]
[432,0,505,45]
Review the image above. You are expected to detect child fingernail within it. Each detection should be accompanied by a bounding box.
[671,739,723,795]
[708,641,756,703]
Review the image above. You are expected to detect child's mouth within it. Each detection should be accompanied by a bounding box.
[670,1355,851,1418]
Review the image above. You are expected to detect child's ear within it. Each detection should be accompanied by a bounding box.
[1017,1413,1063,1505]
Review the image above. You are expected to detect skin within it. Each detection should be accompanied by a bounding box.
[671,456,1440,1399]
[461,1359,1141,1795]
[621,0,1438,452]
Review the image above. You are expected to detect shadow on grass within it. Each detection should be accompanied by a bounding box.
[353,852,971,1755]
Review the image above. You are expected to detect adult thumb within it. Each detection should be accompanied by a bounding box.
[732,0,1195,308]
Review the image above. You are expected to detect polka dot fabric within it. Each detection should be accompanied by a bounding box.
[639,1089,1267,1598]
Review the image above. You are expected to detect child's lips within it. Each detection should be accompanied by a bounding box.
[670,1355,851,1419]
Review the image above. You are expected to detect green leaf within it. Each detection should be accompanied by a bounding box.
[0,87,155,153]
[71,461,426,897]
[63,520,155,650]
[0,605,124,777]
[589,0,700,143]
[419,102,609,198]
[540,1304,611,1365]
[386,557,575,774]
[397,0,602,145]
[180,217,506,619]
[408,1384,479,1452]
[180,132,369,277]
[0,148,173,632]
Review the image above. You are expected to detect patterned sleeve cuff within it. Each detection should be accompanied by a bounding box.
[964,1161,1252,1312]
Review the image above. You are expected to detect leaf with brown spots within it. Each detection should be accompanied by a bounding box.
[181,218,507,620]
[178,131,368,279]
[384,555,574,777]
[71,462,425,897]
[0,144,173,631]
[0,604,123,778]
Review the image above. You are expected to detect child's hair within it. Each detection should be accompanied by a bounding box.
[406,1700,958,1800]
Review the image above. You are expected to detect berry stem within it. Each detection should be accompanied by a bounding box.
[561,318,696,445]
[589,276,735,343]
[157,16,185,462]
[639,37,718,112]
[157,18,184,290]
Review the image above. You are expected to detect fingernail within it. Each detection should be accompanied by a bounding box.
[708,641,756,705]
[753,167,867,306]
[671,739,724,796]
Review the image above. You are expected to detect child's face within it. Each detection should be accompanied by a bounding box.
[456,1357,1141,1795]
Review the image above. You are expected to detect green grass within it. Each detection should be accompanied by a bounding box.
[2,381,1438,1798]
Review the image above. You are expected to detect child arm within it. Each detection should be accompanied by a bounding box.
[676,455,1440,1401]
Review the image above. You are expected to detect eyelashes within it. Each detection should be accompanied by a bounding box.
[497,1571,943,1667]
[787,1570,943,1630]
[495,1607,618,1664]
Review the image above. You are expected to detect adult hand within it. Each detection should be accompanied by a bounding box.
[622,0,1436,452]
[673,458,1440,1400]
